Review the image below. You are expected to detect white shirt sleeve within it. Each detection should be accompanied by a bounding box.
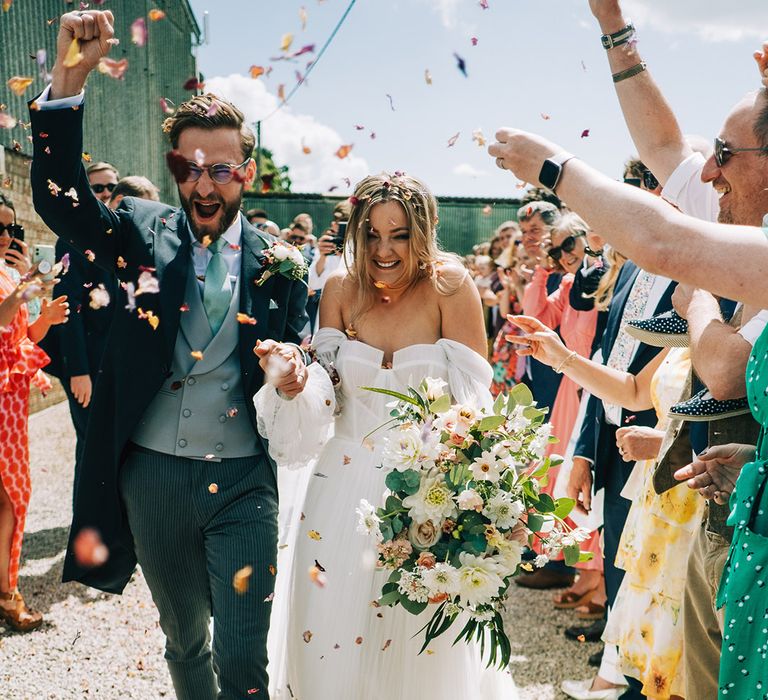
[34,84,86,110]
[308,254,342,291]
[661,152,719,223]
[739,310,768,347]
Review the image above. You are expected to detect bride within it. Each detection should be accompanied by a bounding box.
[257,173,518,699]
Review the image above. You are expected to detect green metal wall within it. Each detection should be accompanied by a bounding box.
[0,0,200,203]
[243,193,522,256]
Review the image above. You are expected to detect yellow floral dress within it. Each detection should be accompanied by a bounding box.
[604,348,705,699]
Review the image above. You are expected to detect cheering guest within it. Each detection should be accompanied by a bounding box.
[0,194,69,632]
[85,161,119,203]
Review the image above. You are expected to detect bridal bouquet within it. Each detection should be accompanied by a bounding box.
[356,378,591,668]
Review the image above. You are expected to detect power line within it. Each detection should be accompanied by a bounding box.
[260,0,358,122]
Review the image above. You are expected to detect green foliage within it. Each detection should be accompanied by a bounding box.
[248,147,292,193]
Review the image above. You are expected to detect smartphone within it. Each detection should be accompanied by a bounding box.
[5,225,24,266]
[329,221,347,253]
[32,244,56,281]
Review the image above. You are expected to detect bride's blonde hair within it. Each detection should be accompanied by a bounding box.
[345,173,465,326]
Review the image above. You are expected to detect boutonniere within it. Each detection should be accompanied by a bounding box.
[255,240,309,287]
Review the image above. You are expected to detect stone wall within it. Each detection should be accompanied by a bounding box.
[2,146,66,413]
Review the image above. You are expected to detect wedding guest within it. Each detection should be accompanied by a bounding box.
[246,207,280,237]
[85,160,119,204]
[0,193,69,632]
[517,214,603,600]
[42,173,161,465]
[516,201,564,417]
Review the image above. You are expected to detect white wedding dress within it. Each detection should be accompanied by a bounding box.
[256,328,518,700]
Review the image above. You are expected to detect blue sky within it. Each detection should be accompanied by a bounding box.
[187,0,768,198]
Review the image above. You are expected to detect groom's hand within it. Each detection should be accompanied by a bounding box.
[51,10,115,99]
[255,340,308,398]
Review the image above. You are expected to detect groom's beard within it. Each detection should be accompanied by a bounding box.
[180,190,243,244]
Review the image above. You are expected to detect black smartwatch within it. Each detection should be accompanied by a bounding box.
[538,152,576,194]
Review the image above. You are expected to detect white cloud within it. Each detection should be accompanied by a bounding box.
[452,163,486,178]
[205,74,370,193]
[624,0,768,41]
[421,0,476,32]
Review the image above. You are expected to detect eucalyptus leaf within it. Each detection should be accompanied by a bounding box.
[478,414,506,432]
[563,543,581,567]
[429,393,452,414]
[510,382,534,406]
[378,590,401,607]
[553,497,576,520]
[399,596,428,616]
[526,513,545,533]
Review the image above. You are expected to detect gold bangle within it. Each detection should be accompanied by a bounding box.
[555,351,578,374]
[613,62,646,83]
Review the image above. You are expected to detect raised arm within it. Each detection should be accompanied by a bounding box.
[489,129,768,309]
[522,266,568,328]
[588,0,691,184]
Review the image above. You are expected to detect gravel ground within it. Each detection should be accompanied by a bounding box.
[2,401,602,699]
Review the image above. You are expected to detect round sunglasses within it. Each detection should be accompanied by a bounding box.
[548,231,586,261]
[184,158,251,185]
[0,223,23,238]
[714,137,768,168]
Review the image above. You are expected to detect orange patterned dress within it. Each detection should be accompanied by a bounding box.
[0,268,51,590]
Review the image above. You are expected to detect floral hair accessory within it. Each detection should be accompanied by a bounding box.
[255,240,308,287]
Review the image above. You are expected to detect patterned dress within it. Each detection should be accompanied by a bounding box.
[603,348,704,699]
[716,324,768,698]
[0,268,51,590]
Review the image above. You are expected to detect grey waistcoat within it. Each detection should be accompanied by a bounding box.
[131,264,262,460]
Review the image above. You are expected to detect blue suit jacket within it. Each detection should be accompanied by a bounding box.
[573,261,675,492]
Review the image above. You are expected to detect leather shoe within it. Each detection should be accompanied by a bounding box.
[565,617,606,642]
[625,310,688,348]
[514,567,574,590]
[561,679,626,699]
[668,388,751,422]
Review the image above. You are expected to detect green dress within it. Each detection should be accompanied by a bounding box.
[717,324,768,698]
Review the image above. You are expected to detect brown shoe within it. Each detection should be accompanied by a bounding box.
[574,600,607,621]
[515,568,575,590]
[0,590,43,632]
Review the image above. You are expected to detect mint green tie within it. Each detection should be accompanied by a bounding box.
[203,238,232,335]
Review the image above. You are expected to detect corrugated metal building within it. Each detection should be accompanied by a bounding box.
[244,193,523,255]
[0,0,201,203]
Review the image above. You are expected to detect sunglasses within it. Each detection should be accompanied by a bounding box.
[714,136,768,168]
[548,232,586,261]
[185,158,250,185]
[624,170,659,190]
[91,182,117,194]
[0,223,23,238]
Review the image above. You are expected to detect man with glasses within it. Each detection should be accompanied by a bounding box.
[86,161,119,203]
[29,10,309,698]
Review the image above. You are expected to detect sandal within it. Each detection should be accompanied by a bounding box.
[0,590,43,632]
[553,587,596,610]
[574,599,607,621]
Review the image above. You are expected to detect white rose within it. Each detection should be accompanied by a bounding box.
[407,519,442,551]
[382,424,430,473]
[272,244,290,261]
[457,489,484,511]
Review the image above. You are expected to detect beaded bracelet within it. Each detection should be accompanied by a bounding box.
[555,351,578,374]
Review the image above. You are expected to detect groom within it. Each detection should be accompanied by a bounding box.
[30,10,308,698]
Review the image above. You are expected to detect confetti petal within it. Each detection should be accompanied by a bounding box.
[355,636,363,645]
[97,57,129,80]
[540,113,551,120]
[277,84,286,102]
[335,144,353,159]
[236,312,258,325]
[447,132,460,148]
[250,65,266,79]
[308,565,327,588]
[424,69,432,85]
[166,150,191,182]
[73,528,109,568]
[63,38,84,68]
[0,112,17,129]
[299,6,307,30]
[148,8,166,21]
[190,350,204,361]
[183,77,205,91]
[307,530,322,541]
[233,565,253,593]
[471,128,486,147]
[302,630,313,643]
[471,37,478,46]
[454,53,467,77]
[131,17,148,46]
[280,33,294,52]
[581,129,590,138]
[6,76,34,96]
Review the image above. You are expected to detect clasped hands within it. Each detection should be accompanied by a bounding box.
[254,340,307,398]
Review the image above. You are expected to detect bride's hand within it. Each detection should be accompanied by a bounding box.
[506,315,570,368]
[254,340,308,397]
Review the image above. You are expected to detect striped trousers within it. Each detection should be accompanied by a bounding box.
[120,445,278,699]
